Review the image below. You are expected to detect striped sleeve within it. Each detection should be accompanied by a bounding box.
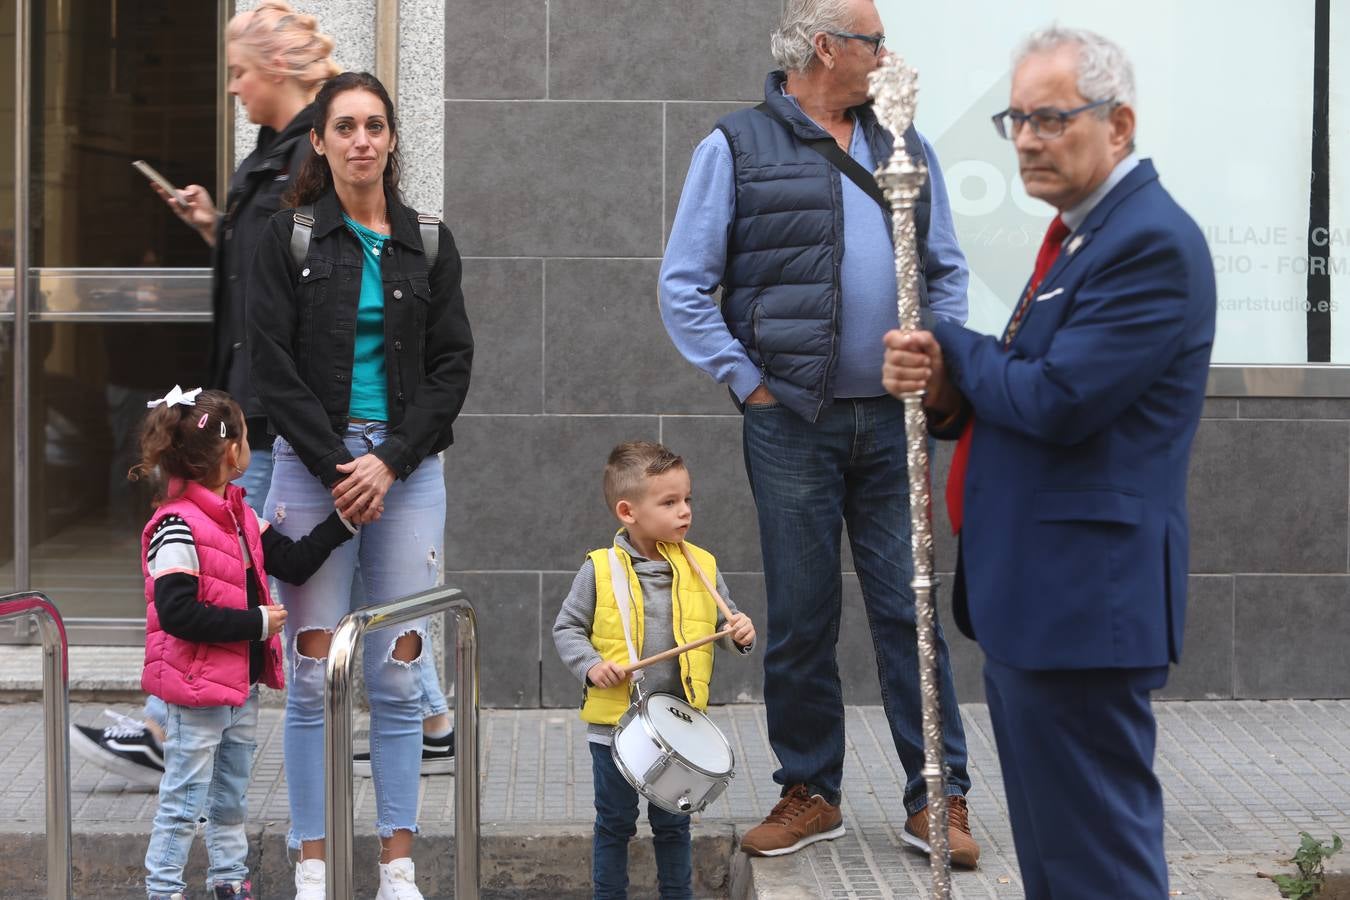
[146,515,199,578]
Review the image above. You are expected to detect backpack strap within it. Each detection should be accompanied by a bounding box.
[417,213,440,270]
[290,205,316,270]
[292,204,439,274]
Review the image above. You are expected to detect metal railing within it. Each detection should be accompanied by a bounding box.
[324,587,478,900]
[0,592,72,899]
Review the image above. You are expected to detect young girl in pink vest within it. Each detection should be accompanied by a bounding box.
[135,387,356,900]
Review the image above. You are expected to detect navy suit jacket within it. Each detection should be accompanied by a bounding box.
[933,159,1216,671]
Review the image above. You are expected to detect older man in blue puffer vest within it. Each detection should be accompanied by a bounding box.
[659,0,979,867]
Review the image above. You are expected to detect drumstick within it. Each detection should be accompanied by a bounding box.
[679,542,737,624]
[621,628,733,674]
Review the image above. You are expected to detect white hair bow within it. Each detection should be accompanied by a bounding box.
[147,385,203,409]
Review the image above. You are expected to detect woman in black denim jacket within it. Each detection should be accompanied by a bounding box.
[245,71,472,900]
[247,87,473,492]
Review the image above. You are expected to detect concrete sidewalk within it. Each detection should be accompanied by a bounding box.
[1,700,1346,897]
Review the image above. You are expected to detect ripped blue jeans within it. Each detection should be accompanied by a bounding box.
[266,423,446,847]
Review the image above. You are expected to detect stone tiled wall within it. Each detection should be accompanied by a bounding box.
[440,1,1350,707]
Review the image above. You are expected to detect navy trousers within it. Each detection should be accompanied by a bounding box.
[982,657,1170,899]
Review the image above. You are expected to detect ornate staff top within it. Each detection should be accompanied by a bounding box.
[868,53,929,334]
[868,53,921,146]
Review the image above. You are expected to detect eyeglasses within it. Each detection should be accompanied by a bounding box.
[991,98,1114,140]
[827,30,886,57]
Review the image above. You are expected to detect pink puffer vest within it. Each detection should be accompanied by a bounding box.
[141,480,284,707]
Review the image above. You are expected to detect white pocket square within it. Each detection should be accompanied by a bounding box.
[1036,287,1065,302]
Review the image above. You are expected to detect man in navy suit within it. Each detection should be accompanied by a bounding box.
[882,27,1215,898]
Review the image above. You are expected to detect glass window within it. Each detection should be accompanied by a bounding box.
[19,0,217,624]
[0,312,11,594]
[30,322,210,620]
[1,0,16,593]
[31,0,217,268]
[1328,10,1350,362]
[877,1,1326,365]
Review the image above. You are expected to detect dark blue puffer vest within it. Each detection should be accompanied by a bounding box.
[716,71,931,422]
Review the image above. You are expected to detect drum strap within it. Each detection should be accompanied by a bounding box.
[607,548,642,670]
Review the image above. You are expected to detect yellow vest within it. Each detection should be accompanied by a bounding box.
[579,538,720,726]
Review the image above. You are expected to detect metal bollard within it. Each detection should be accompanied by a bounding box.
[323,587,479,900]
[0,592,72,900]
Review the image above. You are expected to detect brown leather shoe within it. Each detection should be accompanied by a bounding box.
[901,794,981,869]
[740,784,846,857]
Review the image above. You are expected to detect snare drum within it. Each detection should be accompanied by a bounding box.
[611,691,735,815]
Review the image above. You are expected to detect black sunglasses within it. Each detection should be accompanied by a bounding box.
[827,30,886,57]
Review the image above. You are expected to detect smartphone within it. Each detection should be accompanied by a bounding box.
[132,160,188,209]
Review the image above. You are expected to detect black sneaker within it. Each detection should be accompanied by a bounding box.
[70,709,165,788]
[354,729,455,777]
[213,880,253,899]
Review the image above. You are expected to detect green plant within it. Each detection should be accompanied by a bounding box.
[1272,832,1344,900]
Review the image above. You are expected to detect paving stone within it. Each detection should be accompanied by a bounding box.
[2,701,1344,896]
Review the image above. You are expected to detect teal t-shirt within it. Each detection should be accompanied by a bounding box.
[343,214,388,421]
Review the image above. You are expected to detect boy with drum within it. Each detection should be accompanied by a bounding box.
[553,440,757,900]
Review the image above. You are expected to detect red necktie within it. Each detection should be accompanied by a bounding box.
[945,215,1070,534]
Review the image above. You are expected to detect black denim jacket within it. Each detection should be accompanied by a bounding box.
[246,188,473,487]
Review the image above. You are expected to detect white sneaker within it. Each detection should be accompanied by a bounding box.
[376,857,424,899]
[293,858,326,900]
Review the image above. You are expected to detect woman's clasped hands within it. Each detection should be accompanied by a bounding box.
[332,454,396,524]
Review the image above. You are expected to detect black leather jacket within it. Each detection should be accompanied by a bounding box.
[246,188,473,487]
[209,104,316,422]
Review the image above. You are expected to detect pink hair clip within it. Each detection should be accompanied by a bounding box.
[197,413,209,429]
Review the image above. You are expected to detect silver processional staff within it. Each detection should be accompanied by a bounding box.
[869,53,952,900]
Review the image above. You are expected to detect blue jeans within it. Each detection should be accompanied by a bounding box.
[234,435,275,518]
[590,743,692,900]
[268,423,446,846]
[144,689,259,897]
[143,694,169,731]
[245,437,448,717]
[417,631,449,718]
[351,567,449,719]
[238,443,449,718]
[741,396,970,813]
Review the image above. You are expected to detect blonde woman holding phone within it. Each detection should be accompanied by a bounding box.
[151,0,339,491]
[77,2,343,803]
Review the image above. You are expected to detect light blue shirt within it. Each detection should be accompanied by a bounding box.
[659,103,969,402]
[1062,153,1141,233]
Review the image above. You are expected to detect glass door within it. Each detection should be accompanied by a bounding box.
[8,0,220,641]
[1,0,18,596]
